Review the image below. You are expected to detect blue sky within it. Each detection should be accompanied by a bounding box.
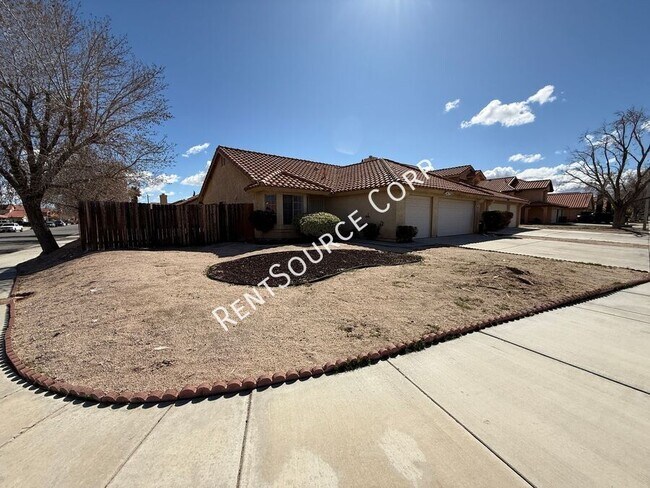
[81,0,650,201]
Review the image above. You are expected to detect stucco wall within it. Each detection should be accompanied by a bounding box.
[201,155,255,205]
[515,188,547,202]
[325,191,397,240]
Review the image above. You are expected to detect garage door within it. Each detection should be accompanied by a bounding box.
[437,199,474,236]
[405,196,431,239]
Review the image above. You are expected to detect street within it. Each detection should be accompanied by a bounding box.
[0,225,79,255]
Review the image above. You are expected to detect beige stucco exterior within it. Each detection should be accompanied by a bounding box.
[200,155,523,240]
[201,154,256,205]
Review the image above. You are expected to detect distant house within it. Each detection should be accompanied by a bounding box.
[195,146,526,240]
[0,204,58,223]
[547,192,594,222]
[477,176,594,224]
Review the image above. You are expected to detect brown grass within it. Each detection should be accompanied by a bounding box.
[11,243,645,392]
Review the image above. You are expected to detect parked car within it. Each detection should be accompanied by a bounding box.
[0,223,24,232]
[54,220,66,227]
[46,221,56,228]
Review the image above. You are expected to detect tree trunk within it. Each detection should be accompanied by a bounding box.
[612,205,627,229]
[23,197,59,254]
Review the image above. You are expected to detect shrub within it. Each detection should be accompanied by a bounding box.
[298,212,341,237]
[396,225,418,242]
[250,210,276,233]
[482,210,513,231]
[361,221,383,240]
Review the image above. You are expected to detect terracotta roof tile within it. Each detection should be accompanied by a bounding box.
[477,177,517,192]
[547,192,594,209]
[430,165,473,178]
[212,147,525,202]
[514,179,553,190]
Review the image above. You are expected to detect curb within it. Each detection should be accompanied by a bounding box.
[3,271,649,405]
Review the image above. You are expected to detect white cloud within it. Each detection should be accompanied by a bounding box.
[483,166,516,179]
[181,171,207,186]
[484,162,585,192]
[444,99,460,112]
[554,149,568,155]
[140,173,179,197]
[508,153,543,164]
[526,85,557,105]
[461,85,556,128]
[641,120,650,132]
[182,142,210,158]
[181,160,212,186]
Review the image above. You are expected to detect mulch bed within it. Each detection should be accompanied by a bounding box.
[206,249,422,286]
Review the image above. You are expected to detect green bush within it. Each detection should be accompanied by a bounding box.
[249,210,276,233]
[361,221,383,240]
[396,225,418,242]
[482,210,513,231]
[298,212,342,237]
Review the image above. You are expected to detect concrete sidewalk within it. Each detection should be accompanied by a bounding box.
[0,237,649,487]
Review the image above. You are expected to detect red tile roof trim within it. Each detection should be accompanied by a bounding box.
[208,147,525,203]
[4,264,648,405]
[547,192,594,209]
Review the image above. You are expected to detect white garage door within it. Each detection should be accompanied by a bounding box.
[405,196,431,239]
[438,199,474,236]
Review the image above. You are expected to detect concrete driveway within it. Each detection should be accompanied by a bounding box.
[0,231,649,487]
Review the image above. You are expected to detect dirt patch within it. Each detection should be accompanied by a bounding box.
[10,243,646,392]
[207,249,422,286]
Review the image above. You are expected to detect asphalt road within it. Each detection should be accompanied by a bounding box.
[0,224,79,254]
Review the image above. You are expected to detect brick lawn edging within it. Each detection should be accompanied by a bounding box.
[3,272,649,405]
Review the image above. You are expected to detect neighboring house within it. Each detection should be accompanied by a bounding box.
[476,176,595,224]
[196,146,526,240]
[431,165,486,186]
[174,195,199,205]
[0,204,58,223]
[0,204,28,223]
[546,192,594,222]
[477,176,561,224]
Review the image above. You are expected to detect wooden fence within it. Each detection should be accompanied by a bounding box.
[78,201,255,251]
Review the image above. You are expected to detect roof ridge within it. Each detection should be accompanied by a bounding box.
[219,146,341,168]
[431,164,473,171]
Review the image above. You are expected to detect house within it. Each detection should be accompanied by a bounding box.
[196,146,526,240]
[477,176,563,224]
[0,204,58,223]
[546,192,595,222]
[476,176,595,224]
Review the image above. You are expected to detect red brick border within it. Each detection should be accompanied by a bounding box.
[3,273,649,405]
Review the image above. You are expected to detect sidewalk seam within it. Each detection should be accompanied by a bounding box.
[387,359,537,488]
[104,405,172,487]
[236,392,253,488]
[0,402,69,450]
[573,305,650,324]
[478,331,650,395]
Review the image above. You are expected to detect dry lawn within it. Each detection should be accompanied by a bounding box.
[11,242,645,392]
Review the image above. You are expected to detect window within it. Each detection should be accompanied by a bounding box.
[283,194,303,225]
[264,194,276,213]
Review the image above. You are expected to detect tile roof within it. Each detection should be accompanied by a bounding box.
[430,165,473,178]
[210,147,525,202]
[477,176,553,192]
[477,177,517,192]
[514,179,553,190]
[547,192,594,209]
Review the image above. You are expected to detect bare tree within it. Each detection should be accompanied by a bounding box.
[566,108,650,228]
[0,0,172,253]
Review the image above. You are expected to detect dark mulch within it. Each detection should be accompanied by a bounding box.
[206,249,423,286]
